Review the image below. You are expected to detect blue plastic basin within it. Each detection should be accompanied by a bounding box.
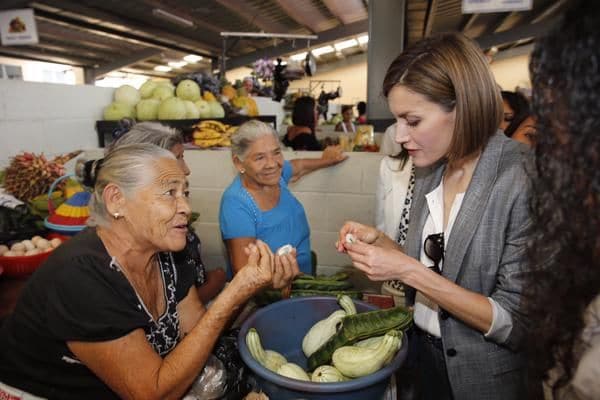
[238,296,408,400]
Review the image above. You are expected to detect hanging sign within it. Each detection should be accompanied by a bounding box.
[0,9,39,46]
[463,0,532,14]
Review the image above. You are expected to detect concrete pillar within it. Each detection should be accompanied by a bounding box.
[366,0,406,131]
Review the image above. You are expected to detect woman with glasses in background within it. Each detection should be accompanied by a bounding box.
[337,32,535,400]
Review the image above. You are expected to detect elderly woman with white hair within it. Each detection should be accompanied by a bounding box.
[219,120,347,277]
[109,121,226,304]
[0,143,298,400]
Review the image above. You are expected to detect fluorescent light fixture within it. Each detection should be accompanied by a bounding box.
[154,65,172,72]
[152,8,194,28]
[168,61,188,68]
[183,54,203,63]
[357,35,369,45]
[312,45,335,56]
[290,52,307,61]
[334,39,358,51]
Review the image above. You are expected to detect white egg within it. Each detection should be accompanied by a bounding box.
[22,240,35,251]
[31,236,44,245]
[0,244,9,256]
[35,239,51,250]
[50,238,62,248]
[13,250,25,256]
[11,242,25,252]
[3,250,18,257]
[25,248,41,256]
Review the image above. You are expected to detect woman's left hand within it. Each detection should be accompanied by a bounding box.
[344,240,418,282]
[322,145,348,165]
[272,249,300,289]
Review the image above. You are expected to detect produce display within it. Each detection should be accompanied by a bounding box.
[191,120,236,148]
[3,151,81,202]
[102,74,260,122]
[246,295,412,383]
[0,235,61,257]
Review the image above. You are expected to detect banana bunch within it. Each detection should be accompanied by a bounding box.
[192,120,237,148]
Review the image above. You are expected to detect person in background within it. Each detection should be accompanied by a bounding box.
[242,77,255,96]
[283,96,322,150]
[500,90,531,132]
[0,144,298,399]
[110,122,226,304]
[375,148,414,306]
[356,101,367,124]
[335,104,356,135]
[220,120,347,277]
[525,1,600,399]
[337,32,535,400]
[511,115,537,147]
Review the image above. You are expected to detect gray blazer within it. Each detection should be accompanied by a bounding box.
[406,132,533,400]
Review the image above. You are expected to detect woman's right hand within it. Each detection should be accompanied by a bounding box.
[336,221,382,252]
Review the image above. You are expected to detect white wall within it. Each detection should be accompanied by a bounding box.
[0,79,112,168]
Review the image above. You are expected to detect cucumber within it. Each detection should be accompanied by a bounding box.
[292,279,353,291]
[254,289,362,305]
[307,306,413,371]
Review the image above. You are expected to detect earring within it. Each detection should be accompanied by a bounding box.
[113,212,120,219]
[240,169,246,174]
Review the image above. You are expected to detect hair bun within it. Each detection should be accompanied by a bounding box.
[75,158,104,188]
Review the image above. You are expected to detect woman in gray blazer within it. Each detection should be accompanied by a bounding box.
[337,33,534,400]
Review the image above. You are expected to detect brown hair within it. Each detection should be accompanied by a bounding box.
[382,32,502,162]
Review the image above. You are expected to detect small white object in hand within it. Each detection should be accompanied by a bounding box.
[345,233,356,244]
[276,244,293,256]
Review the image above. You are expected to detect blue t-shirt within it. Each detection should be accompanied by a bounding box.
[219,160,311,276]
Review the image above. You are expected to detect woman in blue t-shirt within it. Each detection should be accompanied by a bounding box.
[220,120,347,277]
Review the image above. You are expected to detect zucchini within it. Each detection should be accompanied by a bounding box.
[337,294,357,315]
[302,310,346,357]
[246,328,287,372]
[311,365,347,382]
[332,330,401,378]
[276,362,310,381]
[307,306,412,371]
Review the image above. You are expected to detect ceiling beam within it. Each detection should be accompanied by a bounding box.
[225,19,368,70]
[273,0,337,33]
[422,0,438,37]
[39,30,124,53]
[0,47,92,66]
[532,0,571,23]
[461,13,479,33]
[215,0,289,33]
[322,0,368,25]
[90,47,162,79]
[30,1,219,55]
[476,16,561,49]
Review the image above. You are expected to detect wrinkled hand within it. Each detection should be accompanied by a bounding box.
[336,221,382,252]
[272,248,300,289]
[322,145,348,165]
[234,240,275,296]
[344,241,417,282]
